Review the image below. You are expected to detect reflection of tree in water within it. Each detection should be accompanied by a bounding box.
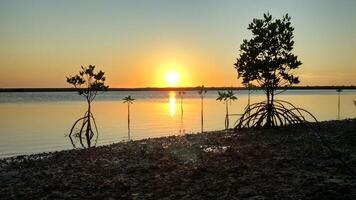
[66,65,108,148]
[337,88,342,120]
[198,85,207,133]
[179,91,185,134]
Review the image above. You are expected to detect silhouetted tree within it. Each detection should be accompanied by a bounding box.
[198,85,207,132]
[234,13,302,128]
[123,95,135,140]
[216,91,237,129]
[67,65,108,148]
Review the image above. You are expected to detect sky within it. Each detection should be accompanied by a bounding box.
[0,0,355,88]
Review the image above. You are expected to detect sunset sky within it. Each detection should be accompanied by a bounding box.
[0,0,355,88]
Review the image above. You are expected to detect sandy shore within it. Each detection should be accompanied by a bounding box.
[1,119,356,199]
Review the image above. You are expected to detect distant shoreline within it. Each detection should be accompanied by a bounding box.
[0,86,356,92]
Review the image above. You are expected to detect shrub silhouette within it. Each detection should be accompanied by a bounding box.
[66,65,108,148]
[234,13,316,128]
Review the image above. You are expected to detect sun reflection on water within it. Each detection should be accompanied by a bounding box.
[169,92,176,117]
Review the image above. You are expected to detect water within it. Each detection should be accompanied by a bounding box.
[0,90,356,158]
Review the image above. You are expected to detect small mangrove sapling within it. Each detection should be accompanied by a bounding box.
[123,95,135,140]
[216,90,237,129]
[66,65,108,148]
[234,13,317,128]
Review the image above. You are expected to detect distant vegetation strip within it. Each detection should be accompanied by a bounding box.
[1,86,356,92]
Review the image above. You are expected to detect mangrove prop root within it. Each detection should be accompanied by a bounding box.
[234,100,319,129]
[68,111,99,148]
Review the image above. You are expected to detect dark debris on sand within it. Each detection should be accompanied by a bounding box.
[1,119,356,199]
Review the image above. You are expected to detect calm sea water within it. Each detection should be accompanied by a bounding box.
[0,90,356,158]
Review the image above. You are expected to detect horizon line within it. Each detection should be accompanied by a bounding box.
[1,85,356,92]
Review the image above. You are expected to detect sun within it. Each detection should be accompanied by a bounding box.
[165,71,180,86]
[156,62,190,87]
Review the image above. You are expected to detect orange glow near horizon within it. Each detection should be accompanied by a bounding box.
[155,62,191,87]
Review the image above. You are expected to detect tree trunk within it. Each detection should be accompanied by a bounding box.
[201,95,204,133]
[266,89,272,128]
[270,90,275,126]
[86,100,91,147]
[248,85,251,117]
[225,101,229,129]
[128,103,131,140]
[337,92,341,120]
